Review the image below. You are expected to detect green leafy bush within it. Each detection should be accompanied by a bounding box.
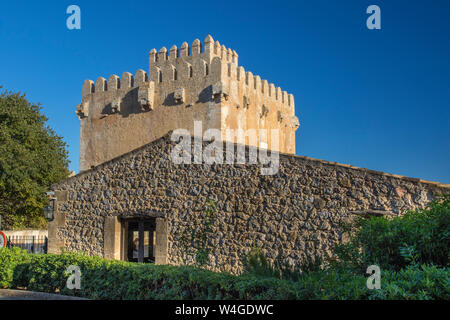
[1,247,448,300]
[0,247,31,288]
[0,248,300,299]
[367,264,450,300]
[335,194,450,270]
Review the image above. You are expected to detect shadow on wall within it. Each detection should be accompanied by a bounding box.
[99,85,215,116]
[101,88,142,118]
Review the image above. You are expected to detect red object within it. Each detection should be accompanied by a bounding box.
[0,231,6,247]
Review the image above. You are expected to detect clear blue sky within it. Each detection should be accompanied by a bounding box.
[1,0,449,183]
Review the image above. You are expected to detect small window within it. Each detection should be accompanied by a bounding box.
[159,70,162,83]
[189,66,193,78]
[124,218,157,263]
[205,63,209,76]
[173,69,177,81]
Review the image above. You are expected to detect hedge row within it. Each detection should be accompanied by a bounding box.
[0,247,448,300]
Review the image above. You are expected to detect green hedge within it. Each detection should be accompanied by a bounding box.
[0,247,31,288]
[0,248,300,299]
[0,247,448,300]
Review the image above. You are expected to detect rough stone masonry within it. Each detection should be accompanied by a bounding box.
[48,36,450,274]
[49,134,450,274]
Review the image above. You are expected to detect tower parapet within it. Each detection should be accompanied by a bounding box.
[77,35,299,171]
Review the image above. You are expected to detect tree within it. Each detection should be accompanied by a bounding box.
[0,87,70,229]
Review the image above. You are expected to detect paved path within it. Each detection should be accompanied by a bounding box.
[0,289,88,300]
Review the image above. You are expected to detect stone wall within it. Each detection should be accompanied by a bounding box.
[49,134,450,274]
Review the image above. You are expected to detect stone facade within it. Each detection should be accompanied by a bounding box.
[77,35,299,171]
[49,134,450,274]
[59,35,450,274]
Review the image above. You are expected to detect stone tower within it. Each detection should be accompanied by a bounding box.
[76,35,300,171]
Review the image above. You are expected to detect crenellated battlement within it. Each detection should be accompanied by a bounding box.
[81,70,151,98]
[149,35,238,68]
[77,35,299,171]
[78,35,295,123]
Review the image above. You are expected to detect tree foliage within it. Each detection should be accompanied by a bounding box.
[0,87,70,229]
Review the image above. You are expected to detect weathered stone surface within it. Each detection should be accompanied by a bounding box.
[49,134,450,274]
[78,36,298,171]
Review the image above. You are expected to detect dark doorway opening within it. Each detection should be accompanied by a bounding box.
[125,218,156,263]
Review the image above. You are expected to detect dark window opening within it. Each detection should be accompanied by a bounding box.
[125,218,156,263]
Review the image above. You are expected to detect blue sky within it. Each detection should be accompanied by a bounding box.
[1,0,449,183]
